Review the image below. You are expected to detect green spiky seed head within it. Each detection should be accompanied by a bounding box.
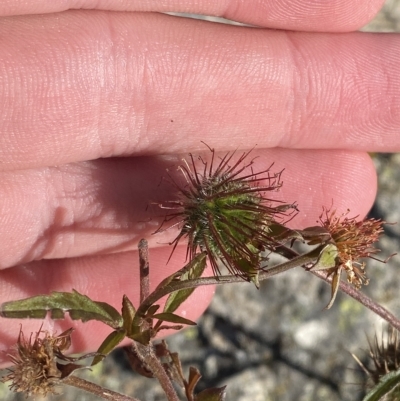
[158,146,297,284]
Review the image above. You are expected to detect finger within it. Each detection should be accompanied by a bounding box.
[0,247,216,367]
[0,0,384,31]
[0,12,399,171]
[0,149,377,269]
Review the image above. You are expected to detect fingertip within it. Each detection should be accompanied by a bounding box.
[263,149,377,225]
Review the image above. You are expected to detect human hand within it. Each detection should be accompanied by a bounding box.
[0,0,398,366]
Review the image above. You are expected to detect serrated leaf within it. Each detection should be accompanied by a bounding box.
[0,290,123,329]
[153,312,197,326]
[164,253,207,314]
[121,295,136,335]
[363,370,400,401]
[195,386,227,401]
[309,243,338,271]
[92,329,126,366]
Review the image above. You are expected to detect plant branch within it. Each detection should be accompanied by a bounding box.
[130,341,180,401]
[137,243,400,331]
[136,251,316,317]
[62,375,140,401]
[139,239,150,303]
[311,269,400,331]
[273,244,400,329]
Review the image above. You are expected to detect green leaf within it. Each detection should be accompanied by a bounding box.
[309,243,338,271]
[187,367,202,394]
[363,370,400,401]
[235,254,260,288]
[92,329,126,366]
[121,295,136,335]
[268,223,331,245]
[195,386,227,401]
[147,304,160,316]
[152,253,205,295]
[164,253,207,314]
[299,226,332,245]
[153,312,197,326]
[128,329,152,345]
[57,362,89,379]
[268,222,301,241]
[184,366,202,400]
[0,290,123,329]
[325,265,343,310]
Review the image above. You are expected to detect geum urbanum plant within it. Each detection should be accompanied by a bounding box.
[0,146,398,401]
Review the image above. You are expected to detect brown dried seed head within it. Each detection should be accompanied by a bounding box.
[319,208,385,289]
[1,328,72,396]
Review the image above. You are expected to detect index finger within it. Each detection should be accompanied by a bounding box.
[0,11,399,171]
[0,0,385,32]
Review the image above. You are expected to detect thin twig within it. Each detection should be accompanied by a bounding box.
[137,243,400,332]
[136,251,314,318]
[268,245,400,329]
[311,270,400,331]
[139,239,150,303]
[125,240,180,401]
[62,375,140,401]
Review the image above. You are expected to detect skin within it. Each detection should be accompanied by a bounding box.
[0,0,399,367]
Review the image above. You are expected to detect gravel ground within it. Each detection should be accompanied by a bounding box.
[1,2,400,401]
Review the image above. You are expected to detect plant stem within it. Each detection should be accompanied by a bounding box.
[276,244,400,329]
[279,244,400,329]
[62,375,140,401]
[138,243,400,331]
[139,239,150,303]
[311,269,400,331]
[136,251,316,317]
[130,341,181,401]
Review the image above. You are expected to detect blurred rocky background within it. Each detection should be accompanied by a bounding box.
[1,1,400,400]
